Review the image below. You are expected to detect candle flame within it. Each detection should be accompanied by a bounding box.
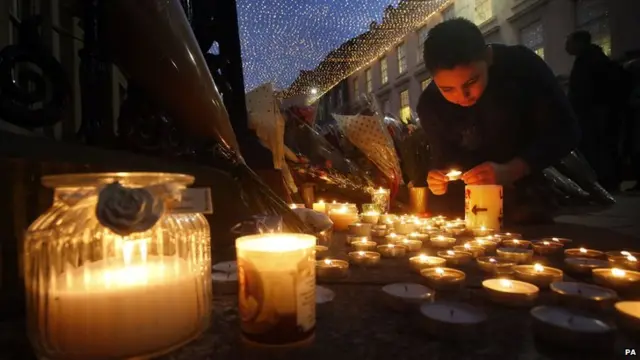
[289,204,297,209]
[552,237,559,241]
[506,232,512,236]
[464,243,471,249]
[437,235,445,240]
[358,251,365,256]
[579,247,587,253]
[513,239,520,244]
[627,255,637,262]
[332,200,337,204]
[359,239,368,244]
[534,263,544,272]
[489,258,496,263]
[621,251,631,256]
[389,244,395,248]
[435,267,444,275]
[410,232,419,237]
[612,268,626,277]
[389,233,397,238]
[447,250,455,256]
[481,226,486,230]
[318,200,325,204]
[324,259,333,265]
[419,254,428,261]
[543,241,550,246]
[500,279,513,288]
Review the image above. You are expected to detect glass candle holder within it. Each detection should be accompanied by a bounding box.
[24,173,212,360]
[371,187,391,213]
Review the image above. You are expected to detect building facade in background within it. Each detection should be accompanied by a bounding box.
[320,0,640,124]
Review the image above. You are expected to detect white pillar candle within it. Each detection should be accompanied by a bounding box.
[41,256,203,359]
[329,206,359,231]
[236,233,316,346]
[464,185,503,231]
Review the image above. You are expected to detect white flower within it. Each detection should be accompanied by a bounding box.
[96,182,164,235]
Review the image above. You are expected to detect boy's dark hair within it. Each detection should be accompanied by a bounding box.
[423,18,486,72]
[568,30,592,45]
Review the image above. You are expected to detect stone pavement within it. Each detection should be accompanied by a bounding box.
[555,189,640,239]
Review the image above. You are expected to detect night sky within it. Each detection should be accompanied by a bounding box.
[237,0,400,92]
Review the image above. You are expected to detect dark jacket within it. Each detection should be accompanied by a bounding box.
[417,44,580,174]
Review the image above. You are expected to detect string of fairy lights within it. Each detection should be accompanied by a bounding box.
[237,0,452,103]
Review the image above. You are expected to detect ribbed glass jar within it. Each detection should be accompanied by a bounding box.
[24,173,212,360]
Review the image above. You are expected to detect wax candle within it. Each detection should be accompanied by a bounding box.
[476,235,500,244]
[614,301,640,334]
[470,226,495,237]
[564,257,609,275]
[532,240,564,255]
[382,283,435,311]
[550,282,617,311]
[565,247,604,259]
[315,245,329,259]
[454,243,484,258]
[467,239,497,253]
[351,239,378,252]
[346,235,369,245]
[430,235,457,249]
[328,206,359,231]
[395,239,423,252]
[420,302,487,340]
[316,259,349,280]
[377,244,406,258]
[593,268,640,295]
[483,278,539,307]
[379,214,397,224]
[385,232,406,244]
[408,232,429,243]
[465,185,503,231]
[409,254,446,273]
[541,237,572,245]
[476,256,515,275]
[312,200,327,213]
[496,247,533,264]
[501,239,532,249]
[437,250,472,266]
[371,224,388,237]
[531,306,615,351]
[420,267,466,291]
[494,232,523,241]
[348,222,372,237]
[606,251,640,271]
[513,263,563,288]
[348,251,381,267]
[212,271,238,295]
[371,187,391,213]
[393,220,418,235]
[40,254,205,359]
[236,233,316,345]
[361,211,381,224]
[446,169,462,181]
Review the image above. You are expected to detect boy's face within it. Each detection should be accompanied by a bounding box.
[433,60,489,107]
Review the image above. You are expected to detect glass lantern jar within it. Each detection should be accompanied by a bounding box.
[24,172,212,360]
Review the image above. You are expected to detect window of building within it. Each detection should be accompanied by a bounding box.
[380,57,388,85]
[397,43,407,75]
[442,4,455,21]
[399,90,411,123]
[365,68,373,93]
[353,78,359,101]
[475,0,493,25]
[520,21,545,59]
[575,0,611,56]
[421,78,432,91]
[417,26,429,64]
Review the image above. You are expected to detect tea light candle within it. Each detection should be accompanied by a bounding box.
[430,235,457,249]
[351,239,378,252]
[289,203,306,209]
[454,243,484,258]
[348,222,372,237]
[316,259,349,280]
[312,200,327,213]
[420,267,466,291]
[395,239,423,252]
[361,211,381,224]
[420,302,487,340]
[409,254,446,273]
[346,235,368,245]
[565,247,604,259]
[497,247,533,264]
[379,214,397,224]
[476,256,515,275]
[393,220,418,235]
[564,257,609,275]
[382,283,435,311]
[236,233,316,345]
[483,278,539,307]
[328,206,359,231]
[532,240,564,255]
[531,306,616,350]
[593,268,640,295]
[212,271,238,295]
[437,250,472,267]
[408,232,429,243]
[476,235,500,244]
[315,245,329,259]
[513,264,563,288]
[443,223,466,236]
[385,232,406,244]
[467,239,497,253]
[348,251,381,267]
[550,282,617,311]
[541,237,572,245]
[501,239,532,249]
[377,244,406,258]
[371,225,388,237]
[614,301,640,334]
[494,232,523,241]
[471,226,494,237]
[446,169,462,181]
[606,251,640,271]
